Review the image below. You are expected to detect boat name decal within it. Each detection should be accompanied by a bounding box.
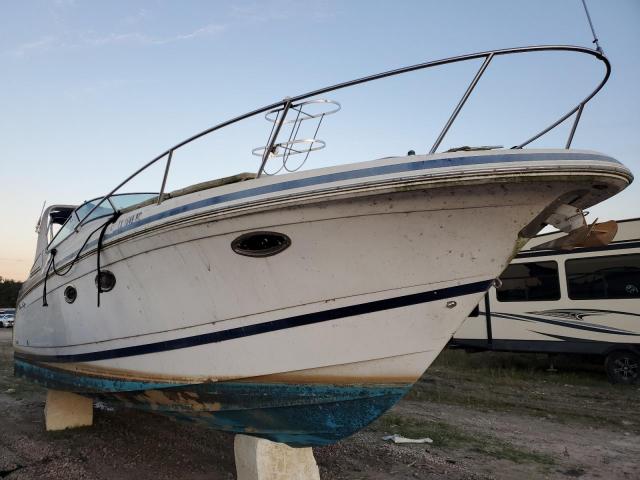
[116,212,143,230]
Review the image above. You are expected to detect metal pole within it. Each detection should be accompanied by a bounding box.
[565,103,585,149]
[484,293,493,347]
[429,53,494,154]
[281,106,304,168]
[35,201,46,233]
[581,0,603,54]
[515,105,579,149]
[257,99,292,178]
[157,150,173,205]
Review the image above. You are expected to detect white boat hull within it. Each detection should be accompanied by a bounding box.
[14,149,632,444]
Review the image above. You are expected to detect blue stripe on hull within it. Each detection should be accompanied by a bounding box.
[57,151,620,266]
[14,359,409,446]
[103,152,618,241]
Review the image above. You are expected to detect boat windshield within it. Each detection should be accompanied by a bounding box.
[108,193,158,210]
[49,192,157,249]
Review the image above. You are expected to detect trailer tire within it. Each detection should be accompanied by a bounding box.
[605,350,639,385]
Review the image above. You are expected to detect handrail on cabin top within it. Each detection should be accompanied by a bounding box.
[72,44,610,234]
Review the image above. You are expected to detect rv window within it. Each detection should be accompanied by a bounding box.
[496,261,560,302]
[566,254,640,300]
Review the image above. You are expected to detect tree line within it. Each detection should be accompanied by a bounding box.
[0,277,23,308]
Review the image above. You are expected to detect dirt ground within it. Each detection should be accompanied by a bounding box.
[1,328,638,479]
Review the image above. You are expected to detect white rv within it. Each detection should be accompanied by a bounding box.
[452,218,640,384]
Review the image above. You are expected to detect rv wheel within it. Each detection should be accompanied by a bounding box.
[605,351,639,385]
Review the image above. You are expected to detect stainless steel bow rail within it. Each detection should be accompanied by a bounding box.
[75,44,611,231]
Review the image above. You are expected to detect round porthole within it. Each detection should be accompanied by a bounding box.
[95,270,116,292]
[63,285,77,304]
[231,231,291,258]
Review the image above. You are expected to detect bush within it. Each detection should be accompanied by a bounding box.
[0,277,22,308]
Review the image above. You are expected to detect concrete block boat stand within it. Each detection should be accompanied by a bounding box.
[235,435,320,480]
[44,390,93,431]
[44,390,320,479]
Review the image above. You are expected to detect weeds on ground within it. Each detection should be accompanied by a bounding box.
[373,413,555,466]
[431,350,607,387]
[407,350,640,434]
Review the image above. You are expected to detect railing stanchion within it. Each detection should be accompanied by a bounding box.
[430,53,494,154]
[565,103,585,149]
[257,99,292,178]
[158,150,174,206]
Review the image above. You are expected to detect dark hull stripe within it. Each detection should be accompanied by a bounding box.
[56,152,620,266]
[104,152,618,241]
[15,280,493,364]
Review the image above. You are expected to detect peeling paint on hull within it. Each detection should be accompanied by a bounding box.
[15,359,408,446]
[111,382,409,446]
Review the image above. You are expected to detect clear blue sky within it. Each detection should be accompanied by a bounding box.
[1,0,639,280]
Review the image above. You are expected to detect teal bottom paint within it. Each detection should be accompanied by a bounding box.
[15,359,411,446]
[14,359,182,392]
[109,381,410,446]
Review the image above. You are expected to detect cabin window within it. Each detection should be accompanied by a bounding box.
[49,198,113,249]
[49,215,80,248]
[496,261,560,302]
[109,193,158,210]
[566,253,640,300]
[47,206,75,243]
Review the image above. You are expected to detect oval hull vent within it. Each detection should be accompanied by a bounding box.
[232,231,291,258]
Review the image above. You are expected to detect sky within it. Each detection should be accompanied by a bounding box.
[1,0,639,281]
